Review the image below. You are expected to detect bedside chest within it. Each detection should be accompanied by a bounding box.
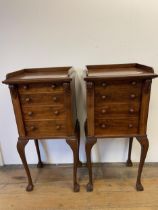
[3,67,81,192]
[84,63,157,192]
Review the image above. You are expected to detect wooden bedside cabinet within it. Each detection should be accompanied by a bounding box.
[84,63,157,192]
[3,67,81,192]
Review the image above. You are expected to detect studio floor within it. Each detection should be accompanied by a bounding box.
[0,163,158,210]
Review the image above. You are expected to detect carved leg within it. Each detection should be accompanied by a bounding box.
[17,138,33,191]
[34,139,43,168]
[86,137,97,192]
[126,137,133,167]
[66,138,80,192]
[136,136,149,191]
[75,120,82,167]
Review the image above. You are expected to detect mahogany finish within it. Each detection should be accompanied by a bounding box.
[3,67,81,192]
[84,63,157,192]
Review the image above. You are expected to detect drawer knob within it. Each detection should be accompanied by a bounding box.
[51,84,56,89]
[101,95,107,100]
[56,125,61,130]
[23,85,28,89]
[30,126,36,131]
[53,96,57,101]
[101,109,107,114]
[54,110,59,115]
[128,124,133,128]
[131,81,137,86]
[130,94,136,99]
[101,124,106,128]
[102,82,107,87]
[25,97,30,102]
[129,108,134,113]
[28,111,33,116]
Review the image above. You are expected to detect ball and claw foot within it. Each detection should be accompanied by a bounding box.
[74,183,80,192]
[37,161,44,168]
[26,184,34,192]
[86,183,93,192]
[77,160,82,167]
[126,160,133,167]
[136,182,144,191]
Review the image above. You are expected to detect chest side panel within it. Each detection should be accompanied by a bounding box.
[139,79,152,135]
[9,85,26,138]
[86,82,95,137]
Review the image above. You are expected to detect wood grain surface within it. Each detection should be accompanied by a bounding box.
[0,164,158,210]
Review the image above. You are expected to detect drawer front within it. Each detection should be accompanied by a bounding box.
[95,118,139,136]
[95,102,140,118]
[20,93,64,106]
[22,106,66,120]
[95,80,142,105]
[95,80,142,92]
[18,83,63,93]
[25,120,66,137]
[95,91,141,105]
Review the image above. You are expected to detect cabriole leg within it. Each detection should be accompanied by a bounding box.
[86,137,97,192]
[66,138,80,192]
[17,138,33,191]
[34,139,43,168]
[136,136,149,191]
[126,137,133,167]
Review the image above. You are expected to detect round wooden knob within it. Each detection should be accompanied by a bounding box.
[54,110,59,115]
[128,124,133,128]
[53,96,57,101]
[25,97,30,102]
[23,85,28,89]
[101,95,107,100]
[102,82,107,87]
[30,126,35,131]
[129,108,134,113]
[101,109,107,114]
[130,94,136,99]
[28,111,33,116]
[131,81,137,86]
[56,125,61,130]
[101,124,106,128]
[51,84,56,89]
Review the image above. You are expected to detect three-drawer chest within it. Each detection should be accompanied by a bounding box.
[84,63,157,192]
[3,67,81,192]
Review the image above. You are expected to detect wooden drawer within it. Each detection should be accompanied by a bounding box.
[19,93,64,106]
[24,120,66,137]
[22,106,66,120]
[18,83,63,93]
[95,102,140,118]
[95,80,142,92]
[95,117,139,136]
[95,90,141,105]
[94,80,142,104]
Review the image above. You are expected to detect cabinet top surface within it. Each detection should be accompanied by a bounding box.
[85,63,157,80]
[3,66,72,84]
